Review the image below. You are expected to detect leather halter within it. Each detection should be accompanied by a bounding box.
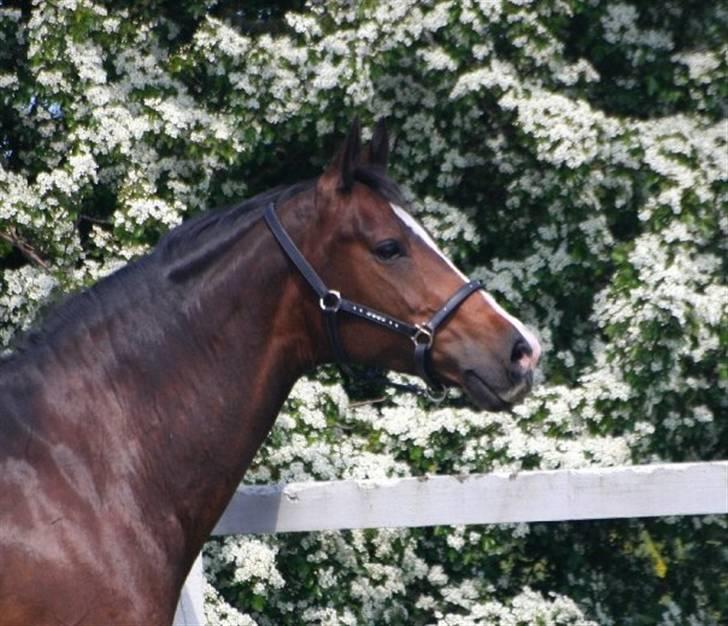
[264,203,483,398]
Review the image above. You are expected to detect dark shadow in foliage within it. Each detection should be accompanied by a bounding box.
[563,0,726,120]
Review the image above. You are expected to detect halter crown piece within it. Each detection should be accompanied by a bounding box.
[264,203,483,401]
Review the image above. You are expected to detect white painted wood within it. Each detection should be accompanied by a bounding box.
[173,554,205,626]
[177,461,728,624]
[212,461,728,534]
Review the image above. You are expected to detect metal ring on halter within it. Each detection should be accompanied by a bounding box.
[412,324,434,348]
[425,384,448,403]
[319,290,342,312]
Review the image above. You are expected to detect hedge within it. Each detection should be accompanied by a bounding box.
[1,1,725,624]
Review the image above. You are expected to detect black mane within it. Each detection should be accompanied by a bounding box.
[161,166,405,264]
[159,179,317,282]
[0,166,406,366]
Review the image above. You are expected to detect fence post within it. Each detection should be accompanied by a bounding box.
[173,554,206,626]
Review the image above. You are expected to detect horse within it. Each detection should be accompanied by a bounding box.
[0,120,540,625]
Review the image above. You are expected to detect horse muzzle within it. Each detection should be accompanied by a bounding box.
[461,367,533,411]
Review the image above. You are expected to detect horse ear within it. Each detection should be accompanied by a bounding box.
[320,118,362,193]
[367,119,389,169]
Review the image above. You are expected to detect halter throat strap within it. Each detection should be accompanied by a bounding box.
[263,203,482,396]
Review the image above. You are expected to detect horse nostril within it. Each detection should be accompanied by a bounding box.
[510,338,533,366]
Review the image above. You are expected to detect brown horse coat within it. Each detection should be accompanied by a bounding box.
[0,123,538,625]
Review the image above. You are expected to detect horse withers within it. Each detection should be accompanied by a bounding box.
[0,121,540,625]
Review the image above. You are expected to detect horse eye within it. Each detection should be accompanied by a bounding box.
[374,239,403,261]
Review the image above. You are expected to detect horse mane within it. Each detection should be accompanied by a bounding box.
[0,165,406,367]
[160,179,316,282]
[161,164,406,282]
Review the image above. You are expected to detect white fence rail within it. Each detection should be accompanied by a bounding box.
[174,461,728,625]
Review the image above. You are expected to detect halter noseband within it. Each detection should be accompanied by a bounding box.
[264,203,482,399]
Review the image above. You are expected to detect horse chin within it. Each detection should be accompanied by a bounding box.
[461,370,513,412]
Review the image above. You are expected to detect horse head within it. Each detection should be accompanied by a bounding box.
[276,120,541,411]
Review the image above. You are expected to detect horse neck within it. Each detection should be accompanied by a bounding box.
[31,201,324,577]
[139,205,325,555]
[157,211,321,539]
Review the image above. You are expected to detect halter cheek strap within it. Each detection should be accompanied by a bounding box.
[412,279,484,390]
[264,203,482,398]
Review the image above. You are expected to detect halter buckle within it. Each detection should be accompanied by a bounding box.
[319,290,342,312]
[412,324,434,348]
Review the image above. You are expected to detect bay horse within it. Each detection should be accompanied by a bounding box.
[0,121,540,625]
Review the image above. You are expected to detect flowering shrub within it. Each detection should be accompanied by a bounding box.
[1,1,725,624]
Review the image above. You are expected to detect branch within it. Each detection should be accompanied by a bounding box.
[0,228,51,271]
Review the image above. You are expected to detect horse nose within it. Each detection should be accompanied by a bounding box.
[509,336,536,384]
